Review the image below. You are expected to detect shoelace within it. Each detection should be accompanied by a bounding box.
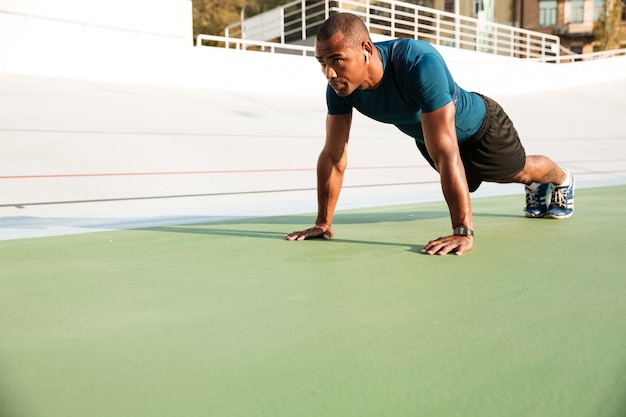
[525,188,541,207]
[550,186,568,208]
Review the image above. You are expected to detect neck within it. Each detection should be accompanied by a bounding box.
[364,48,384,90]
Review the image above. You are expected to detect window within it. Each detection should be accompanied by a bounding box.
[593,0,603,22]
[473,0,483,16]
[622,0,626,22]
[539,1,557,26]
[570,46,583,54]
[571,0,584,23]
[444,0,454,13]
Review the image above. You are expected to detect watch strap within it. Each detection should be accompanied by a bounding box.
[453,226,474,236]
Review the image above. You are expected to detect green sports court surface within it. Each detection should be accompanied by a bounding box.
[2,185,625,417]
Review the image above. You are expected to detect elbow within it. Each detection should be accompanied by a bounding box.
[436,152,463,174]
[319,148,347,174]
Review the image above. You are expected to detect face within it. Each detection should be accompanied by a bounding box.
[315,32,367,97]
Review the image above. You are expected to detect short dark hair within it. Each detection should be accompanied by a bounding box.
[316,12,371,48]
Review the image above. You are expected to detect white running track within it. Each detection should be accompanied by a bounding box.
[1,49,626,240]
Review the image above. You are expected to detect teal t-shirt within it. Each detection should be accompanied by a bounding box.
[326,38,486,143]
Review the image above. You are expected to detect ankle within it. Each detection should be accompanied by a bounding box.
[558,169,571,187]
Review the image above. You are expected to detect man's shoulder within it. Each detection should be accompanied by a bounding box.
[376,38,443,73]
[375,38,439,56]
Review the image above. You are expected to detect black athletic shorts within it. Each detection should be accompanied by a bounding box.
[416,94,526,192]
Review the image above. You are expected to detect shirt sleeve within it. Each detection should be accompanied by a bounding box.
[405,53,453,113]
[325,84,353,115]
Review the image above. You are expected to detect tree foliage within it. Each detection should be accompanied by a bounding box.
[192,0,290,40]
[192,0,243,39]
[596,0,624,50]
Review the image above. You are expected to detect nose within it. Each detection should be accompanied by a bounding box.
[324,65,337,80]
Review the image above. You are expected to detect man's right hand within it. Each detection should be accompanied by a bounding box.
[285,224,334,241]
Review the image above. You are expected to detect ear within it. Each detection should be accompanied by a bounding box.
[361,40,373,63]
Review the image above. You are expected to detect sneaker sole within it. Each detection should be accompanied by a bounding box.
[545,211,574,220]
[525,212,546,218]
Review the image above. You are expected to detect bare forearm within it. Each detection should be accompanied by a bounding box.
[420,103,474,254]
[315,151,345,226]
[439,160,473,229]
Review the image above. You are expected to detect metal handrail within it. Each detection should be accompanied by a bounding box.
[222,0,562,61]
[530,48,626,63]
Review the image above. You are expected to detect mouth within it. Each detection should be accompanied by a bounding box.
[330,81,348,95]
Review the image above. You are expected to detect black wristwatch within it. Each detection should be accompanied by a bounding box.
[453,225,474,237]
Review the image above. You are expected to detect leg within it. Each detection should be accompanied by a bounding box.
[504,155,574,219]
[465,94,574,218]
[502,155,566,186]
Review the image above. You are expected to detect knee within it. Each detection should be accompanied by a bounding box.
[508,167,532,185]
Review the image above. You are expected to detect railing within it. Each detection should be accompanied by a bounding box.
[533,47,626,63]
[196,34,315,56]
[223,0,561,61]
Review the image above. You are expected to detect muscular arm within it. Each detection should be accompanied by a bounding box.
[420,102,474,255]
[286,113,352,241]
[316,113,351,226]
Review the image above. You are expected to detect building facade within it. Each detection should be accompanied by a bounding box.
[428,0,626,53]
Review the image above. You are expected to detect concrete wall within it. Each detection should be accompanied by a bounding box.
[436,45,626,95]
[0,0,193,52]
[0,1,625,97]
